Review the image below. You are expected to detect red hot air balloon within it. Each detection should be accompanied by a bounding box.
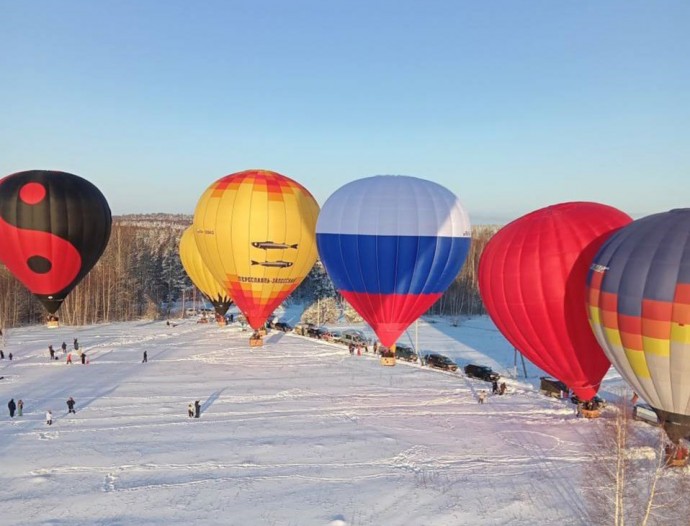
[478,202,631,401]
[0,170,112,315]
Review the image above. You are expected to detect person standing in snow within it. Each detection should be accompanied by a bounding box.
[492,379,499,395]
[142,350,148,363]
[61,342,67,353]
[194,400,201,418]
[188,403,194,418]
[17,399,23,416]
[46,410,52,425]
[66,397,76,414]
[478,391,487,404]
[66,353,72,364]
[8,352,12,361]
[0,349,4,359]
[48,345,55,360]
[81,352,86,365]
[8,398,16,417]
[73,338,79,351]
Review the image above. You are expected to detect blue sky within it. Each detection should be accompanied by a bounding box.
[1,1,688,223]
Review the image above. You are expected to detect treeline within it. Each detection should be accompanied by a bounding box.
[0,216,500,329]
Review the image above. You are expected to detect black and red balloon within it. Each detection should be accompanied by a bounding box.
[478,202,632,400]
[0,170,112,314]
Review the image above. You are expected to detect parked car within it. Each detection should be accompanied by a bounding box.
[340,329,371,346]
[424,353,458,371]
[395,344,418,362]
[632,402,660,425]
[273,322,293,332]
[313,327,334,340]
[539,376,568,399]
[293,323,315,336]
[464,364,500,382]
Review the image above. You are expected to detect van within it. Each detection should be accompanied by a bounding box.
[632,403,660,426]
[340,329,371,346]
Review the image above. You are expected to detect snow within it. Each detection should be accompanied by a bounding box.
[0,309,669,525]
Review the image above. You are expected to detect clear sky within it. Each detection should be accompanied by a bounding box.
[1,1,688,223]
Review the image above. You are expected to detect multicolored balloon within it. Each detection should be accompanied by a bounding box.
[586,209,690,442]
[193,169,319,329]
[179,227,233,317]
[479,202,631,400]
[0,170,112,314]
[316,175,471,347]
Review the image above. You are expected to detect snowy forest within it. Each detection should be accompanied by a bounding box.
[0,214,498,329]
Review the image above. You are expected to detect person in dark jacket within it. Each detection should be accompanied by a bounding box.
[66,397,76,414]
[8,398,16,417]
[142,350,148,363]
[49,345,55,359]
[492,379,499,395]
[61,342,67,353]
[73,338,79,351]
[194,400,201,418]
[81,352,86,365]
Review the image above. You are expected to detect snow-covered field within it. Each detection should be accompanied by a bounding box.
[0,309,675,525]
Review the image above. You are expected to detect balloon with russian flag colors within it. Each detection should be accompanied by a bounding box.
[316,175,471,347]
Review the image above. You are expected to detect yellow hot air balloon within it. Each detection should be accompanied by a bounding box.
[193,169,319,329]
[179,227,233,317]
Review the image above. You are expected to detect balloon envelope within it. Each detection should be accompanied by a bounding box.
[0,170,112,314]
[193,169,319,329]
[479,202,631,400]
[316,175,471,347]
[179,227,233,317]
[586,209,690,441]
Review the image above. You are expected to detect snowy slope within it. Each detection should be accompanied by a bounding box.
[0,314,671,526]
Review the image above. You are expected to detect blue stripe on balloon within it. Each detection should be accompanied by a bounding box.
[317,233,470,295]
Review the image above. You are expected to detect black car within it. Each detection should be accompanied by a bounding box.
[395,344,418,362]
[424,353,458,371]
[273,322,292,332]
[464,364,500,382]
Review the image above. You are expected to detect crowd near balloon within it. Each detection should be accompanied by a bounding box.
[1,167,690,462]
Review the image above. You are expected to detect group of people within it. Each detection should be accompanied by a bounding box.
[48,338,86,364]
[7,397,76,425]
[478,381,509,403]
[0,350,12,360]
[7,398,23,417]
[187,400,201,418]
[491,379,508,396]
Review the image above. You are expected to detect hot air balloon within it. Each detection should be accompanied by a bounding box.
[193,169,319,330]
[478,202,631,401]
[586,209,690,445]
[179,227,233,319]
[0,170,112,317]
[316,175,471,348]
